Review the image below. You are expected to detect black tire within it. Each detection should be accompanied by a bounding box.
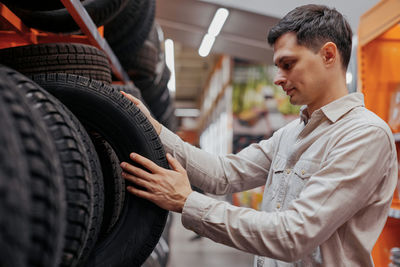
[105,0,155,61]
[112,83,145,102]
[0,43,112,84]
[123,22,160,81]
[89,132,126,240]
[1,0,64,11]
[31,73,169,267]
[0,65,66,267]
[0,75,32,267]
[149,87,170,119]
[135,64,170,106]
[66,113,105,267]
[135,65,172,124]
[125,39,158,81]
[112,83,156,122]
[11,67,105,267]
[158,99,178,132]
[3,0,130,33]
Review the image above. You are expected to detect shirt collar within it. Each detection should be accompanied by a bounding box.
[300,93,365,124]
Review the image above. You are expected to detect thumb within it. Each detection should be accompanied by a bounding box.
[121,91,141,105]
[166,153,185,172]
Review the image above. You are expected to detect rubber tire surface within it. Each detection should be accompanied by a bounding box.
[0,43,112,84]
[12,67,105,267]
[112,83,144,102]
[66,113,105,267]
[158,98,178,132]
[31,73,169,267]
[0,72,32,267]
[89,132,126,241]
[112,83,155,120]
[135,64,170,105]
[105,0,155,61]
[0,65,66,267]
[1,0,64,11]
[3,0,130,33]
[125,39,158,81]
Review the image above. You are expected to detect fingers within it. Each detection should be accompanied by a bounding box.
[166,153,185,172]
[121,91,141,105]
[130,153,160,173]
[121,170,151,187]
[126,185,154,201]
[120,161,153,180]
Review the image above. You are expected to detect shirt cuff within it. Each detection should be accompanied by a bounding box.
[181,191,217,235]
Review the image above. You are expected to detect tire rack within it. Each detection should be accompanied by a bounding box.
[358,0,400,266]
[0,2,172,266]
[0,0,130,83]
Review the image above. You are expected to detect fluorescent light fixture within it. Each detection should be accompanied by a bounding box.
[174,108,200,117]
[208,8,229,37]
[198,7,229,57]
[165,39,176,92]
[346,72,353,84]
[198,33,216,57]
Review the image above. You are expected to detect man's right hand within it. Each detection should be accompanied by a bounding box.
[121,91,162,135]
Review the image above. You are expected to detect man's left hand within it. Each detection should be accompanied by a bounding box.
[120,153,193,213]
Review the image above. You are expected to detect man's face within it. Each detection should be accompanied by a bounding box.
[273,32,328,110]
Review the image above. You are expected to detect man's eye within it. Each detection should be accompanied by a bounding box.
[283,62,292,70]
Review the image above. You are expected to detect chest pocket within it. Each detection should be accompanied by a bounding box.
[289,161,318,200]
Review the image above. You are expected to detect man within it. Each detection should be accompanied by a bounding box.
[120,4,398,266]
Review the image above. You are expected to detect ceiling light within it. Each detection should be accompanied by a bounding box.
[208,8,229,37]
[198,7,229,57]
[165,39,176,92]
[198,33,216,57]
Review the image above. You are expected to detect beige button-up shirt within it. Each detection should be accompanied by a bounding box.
[159,93,398,266]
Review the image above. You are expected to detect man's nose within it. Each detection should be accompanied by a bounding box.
[273,72,286,87]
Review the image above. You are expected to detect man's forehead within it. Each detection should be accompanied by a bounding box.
[273,46,297,65]
[272,34,310,64]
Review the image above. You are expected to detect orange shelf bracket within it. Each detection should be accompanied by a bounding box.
[0,3,37,45]
[60,0,130,83]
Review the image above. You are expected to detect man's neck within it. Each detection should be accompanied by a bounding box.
[307,85,348,115]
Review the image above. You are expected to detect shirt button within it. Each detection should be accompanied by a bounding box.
[301,170,305,175]
[286,169,291,174]
[276,203,281,209]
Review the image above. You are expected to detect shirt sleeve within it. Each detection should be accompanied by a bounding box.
[180,125,397,262]
[159,125,279,195]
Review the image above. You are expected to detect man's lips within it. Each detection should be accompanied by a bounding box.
[285,88,295,95]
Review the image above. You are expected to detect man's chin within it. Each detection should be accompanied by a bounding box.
[289,97,298,105]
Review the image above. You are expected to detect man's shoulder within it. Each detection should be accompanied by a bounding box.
[345,106,393,137]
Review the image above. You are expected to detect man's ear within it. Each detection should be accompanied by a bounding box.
[320,42,337,67]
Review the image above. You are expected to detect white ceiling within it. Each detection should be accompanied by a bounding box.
[198,0,380,32]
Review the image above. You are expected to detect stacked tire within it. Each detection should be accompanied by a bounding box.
[104,5,178,132]
[1,0,177,132]
[0,58,170,266]
[1,0,177,265]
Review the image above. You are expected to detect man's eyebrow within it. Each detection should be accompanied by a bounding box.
[274,56,294,66]
[274,56,285,66]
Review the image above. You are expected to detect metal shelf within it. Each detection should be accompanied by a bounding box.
[60,0,130,83]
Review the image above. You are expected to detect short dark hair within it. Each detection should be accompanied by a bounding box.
[267,4,353,70]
